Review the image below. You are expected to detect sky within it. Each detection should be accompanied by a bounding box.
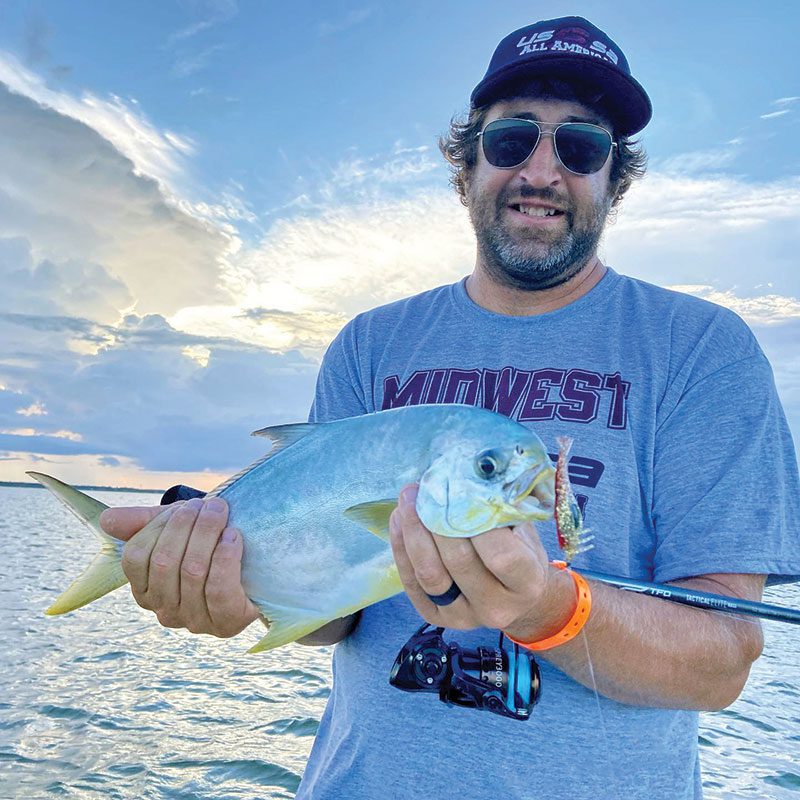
[0,0,798,490]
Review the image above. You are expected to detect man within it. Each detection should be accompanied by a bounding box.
[102,16,800,799]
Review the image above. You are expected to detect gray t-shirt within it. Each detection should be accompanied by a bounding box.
[296,269,800,800]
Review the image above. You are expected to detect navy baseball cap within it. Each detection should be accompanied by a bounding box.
[471,16,652,136]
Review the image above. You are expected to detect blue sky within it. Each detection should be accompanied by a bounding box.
[0,1,798,488]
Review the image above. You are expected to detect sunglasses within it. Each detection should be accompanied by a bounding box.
[477,118,616,175]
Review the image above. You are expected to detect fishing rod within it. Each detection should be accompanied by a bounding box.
[573,569,800,626]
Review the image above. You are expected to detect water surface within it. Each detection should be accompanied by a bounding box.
[1,486,798,798]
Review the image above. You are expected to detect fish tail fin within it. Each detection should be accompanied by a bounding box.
[28,472,129,615]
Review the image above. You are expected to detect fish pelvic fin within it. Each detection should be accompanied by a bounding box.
[27,472,128,615]
[343,499,398,541]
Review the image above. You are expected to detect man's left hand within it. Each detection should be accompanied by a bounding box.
[388,484,575,642]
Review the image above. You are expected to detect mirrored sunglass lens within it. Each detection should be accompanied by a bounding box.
[482,122,539,168]
[554,124,612,174]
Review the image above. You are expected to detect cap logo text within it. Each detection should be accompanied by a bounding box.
[516,34,618,65]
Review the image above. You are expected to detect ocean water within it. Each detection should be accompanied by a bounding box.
[1,485,798,799]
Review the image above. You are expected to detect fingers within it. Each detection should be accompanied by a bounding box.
[205,527,260,637]
[100,505,167,541]
[389,504,458,622]
[390,485,481,627]
[147,498,206,617]
[177,498,233,630]
[470,523,549,592]
[122,504,184,597]
[118,496,256,638]
[391,484,551,632]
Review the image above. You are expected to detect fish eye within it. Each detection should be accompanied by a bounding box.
[474,449,505,480]
[476,456,497,478]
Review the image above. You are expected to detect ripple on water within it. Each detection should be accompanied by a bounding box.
[259,716,319,737]
[39,704,94,722]
[764,771,800,789]
[160,757,301,791]
[73,650,130,663]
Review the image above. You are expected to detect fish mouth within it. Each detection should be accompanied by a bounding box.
[507,463,555,515]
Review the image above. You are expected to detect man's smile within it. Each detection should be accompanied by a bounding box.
[507,202,566,226]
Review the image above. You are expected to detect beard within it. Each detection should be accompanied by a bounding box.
[468,184,612,291]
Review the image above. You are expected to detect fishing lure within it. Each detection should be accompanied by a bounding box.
[554,436,593,563]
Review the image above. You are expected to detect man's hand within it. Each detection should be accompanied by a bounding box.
[388,484,576,642]
[100,498,259,638]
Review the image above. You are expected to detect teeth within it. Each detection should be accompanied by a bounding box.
[517,206,558,217]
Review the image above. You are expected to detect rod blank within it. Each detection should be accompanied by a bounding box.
[574,569,800,626]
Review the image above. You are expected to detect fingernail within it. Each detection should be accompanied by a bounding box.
[400,485,418,506]
[221,527,237,544]
[185,497,204,511]
[206,497,226,512]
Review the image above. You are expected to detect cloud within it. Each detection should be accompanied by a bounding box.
[172,44,227,78]
[605,173,800,299]
[773,97,800,106]
[23,12,51,67]
[0,237,132,324]
[654,144,741,175]
[0,312,319,475]
[167,0,238,44]
[229,189,474,322]
[317,8,375,37]
[1,63,797,489]
[0,53,193,185]
[0,80,235,316]
[664,286,800,325]
[761,110,791,120]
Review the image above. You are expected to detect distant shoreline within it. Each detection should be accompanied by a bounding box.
[0,481,162,494]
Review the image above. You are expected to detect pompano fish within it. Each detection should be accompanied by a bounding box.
[31,404,559,653]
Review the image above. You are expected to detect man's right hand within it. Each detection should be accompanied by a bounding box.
[100,498,260,638]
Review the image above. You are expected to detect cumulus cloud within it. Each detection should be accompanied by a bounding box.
[0,237,132,323]
[664,286,800,325]
[0,312,319,478]
[0,54,192,185]
[229,188,474,320]
[1,63,797,487]
[0,80,235,315]
[604,174,800,299]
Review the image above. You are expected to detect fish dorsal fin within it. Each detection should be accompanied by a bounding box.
[207,423,321,498]
[251,422,320,452]
[343,499,398,542]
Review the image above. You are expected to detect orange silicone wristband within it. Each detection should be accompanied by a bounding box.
[505,561,592,652]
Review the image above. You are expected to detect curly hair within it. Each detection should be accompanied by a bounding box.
[439,78,647,208]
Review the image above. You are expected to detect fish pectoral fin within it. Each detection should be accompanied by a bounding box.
[343,499,398,541]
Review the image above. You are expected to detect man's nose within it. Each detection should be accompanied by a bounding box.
[517,133,562,186]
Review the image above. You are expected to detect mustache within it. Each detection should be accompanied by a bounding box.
[519,185,569,206]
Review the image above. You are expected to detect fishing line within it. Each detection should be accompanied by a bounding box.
[579,628,624,795]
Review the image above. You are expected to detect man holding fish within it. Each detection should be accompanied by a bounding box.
[99,15,800,800]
